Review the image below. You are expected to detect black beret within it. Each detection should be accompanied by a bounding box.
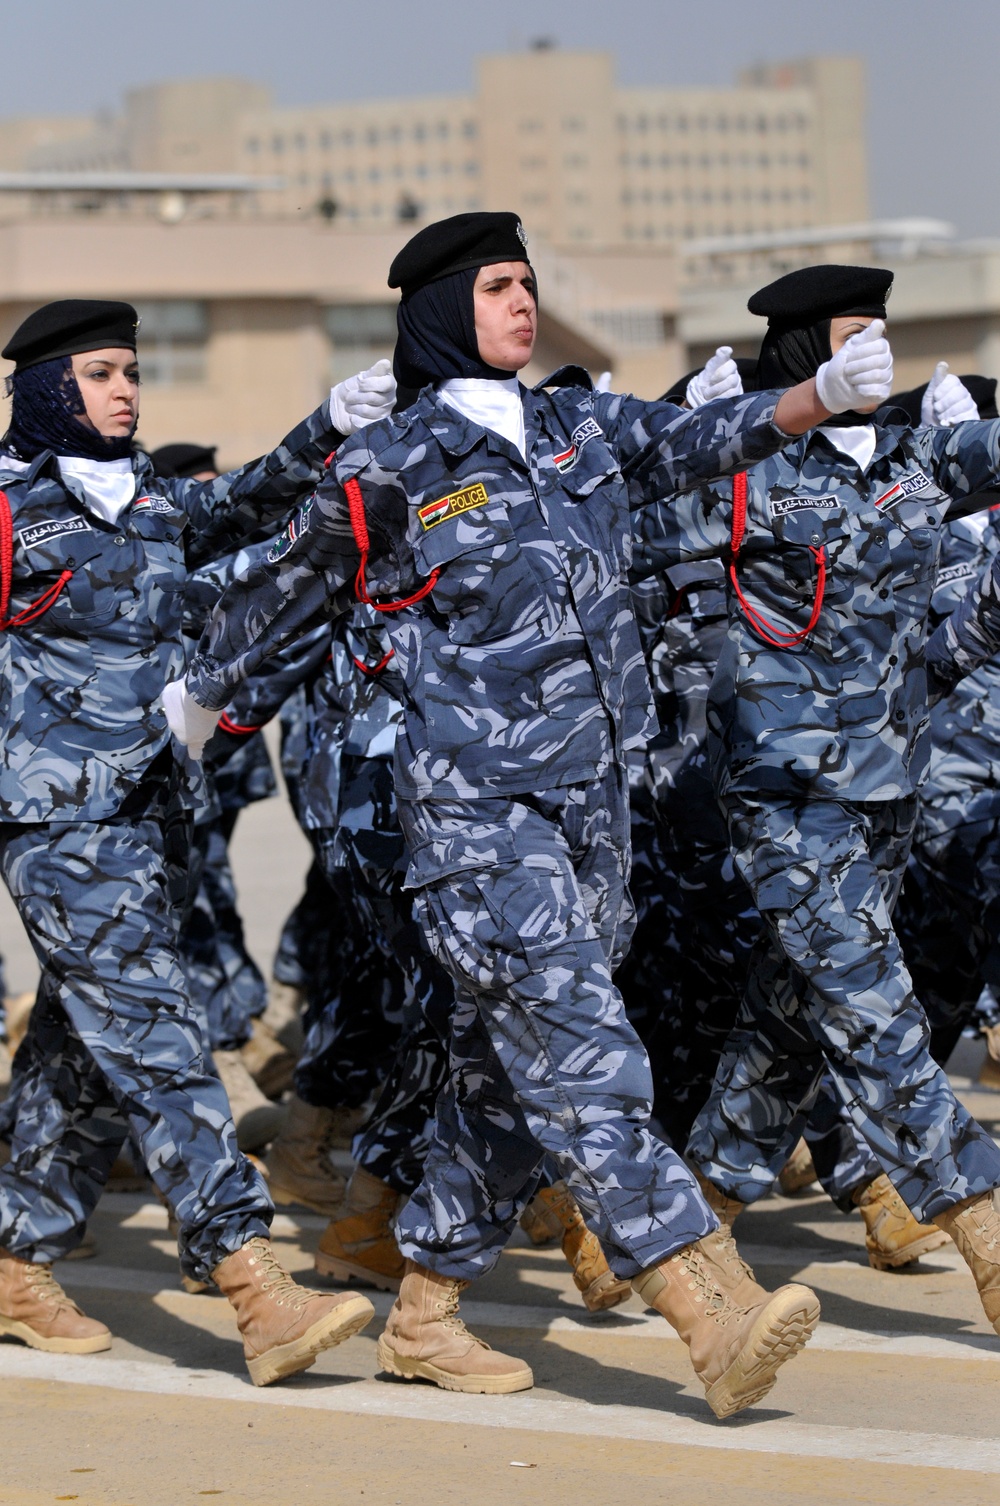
[2,299,139,371]
[388,212,530,294]
[748,265,893,326]
[150,442,218,478]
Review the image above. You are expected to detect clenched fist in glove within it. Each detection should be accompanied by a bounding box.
[921,361,979,427]
[162,677,221,762]
[816,319,893,415]
[685,346,744,408]
[329,357,396,435]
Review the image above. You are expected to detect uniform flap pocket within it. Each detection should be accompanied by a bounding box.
[411,491,515,573]
[130,495,189,541]
[558,446,621,499]
[768,494,848,545]
[404,825,519,889]
[15,516,107,572]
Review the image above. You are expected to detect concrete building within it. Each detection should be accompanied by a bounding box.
[0,48,868,250]
[0,216,680,465]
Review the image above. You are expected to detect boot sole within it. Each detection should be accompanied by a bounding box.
[0,1317,111,1354]
[246,1294,374,1387]
[581,1277,633,1313]
[868,1229,950,1271]
[375,1336,534,1394]
[314,1251,403,1293]
[705,1284,820,1420]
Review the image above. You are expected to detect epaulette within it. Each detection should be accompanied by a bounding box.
[532,364,595,394]
[333,410,416,482]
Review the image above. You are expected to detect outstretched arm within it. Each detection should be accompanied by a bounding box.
[925,551,1000,699]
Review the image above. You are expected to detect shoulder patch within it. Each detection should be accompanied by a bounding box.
[572,417,603,449]
[937,561,978,586]
[417,482,489,531]
[18,516,94,551]
[267,496,314,563]
[876,471,933,509]
[769,495,840,519]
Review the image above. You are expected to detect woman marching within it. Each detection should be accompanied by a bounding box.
[170,213,893,1419]
[0,298,393,1384]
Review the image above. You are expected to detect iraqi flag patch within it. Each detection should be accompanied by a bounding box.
[417,482,489,530]
[876,471,932,509]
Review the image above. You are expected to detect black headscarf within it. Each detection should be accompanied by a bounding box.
[393,265,535,397]
[4,355,136,462]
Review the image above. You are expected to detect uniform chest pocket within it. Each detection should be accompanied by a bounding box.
[130,508,188,586]
[11,525,118,629]
[411,502,545,644]
[769,498,858,583]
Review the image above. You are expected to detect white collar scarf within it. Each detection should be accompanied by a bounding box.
[57,456,136,523]
[440,376,526,460]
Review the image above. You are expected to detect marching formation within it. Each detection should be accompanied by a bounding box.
[0,209,998,1422]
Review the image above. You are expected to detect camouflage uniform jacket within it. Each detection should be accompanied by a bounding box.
[0,402,340,823]
[919,509,1000,806]
[632,418,1000,805]
[187,374,790,802]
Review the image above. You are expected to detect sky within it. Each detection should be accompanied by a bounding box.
[2,0,999,236]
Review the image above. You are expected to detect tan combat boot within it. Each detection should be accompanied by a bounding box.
[259,980,306,1055]
[519,1190,562,1247]
[315,1169,405,1292]
[376,1260,534,1394]
[981,1022,1000,1091]
[241,1018,298,1100]
[778,1138,819,1195]
[933,1189,1000,1334]
[0,1248,111,1354]
[531,1182,631,1312]
[852,1174,949,1271]
[4,991,35,1058]
[213,1237,374,1386]
[633,1240,820,1419]
[692,1170,769,1308]
[265,1094,348,1218]
[212,1049,286,1154]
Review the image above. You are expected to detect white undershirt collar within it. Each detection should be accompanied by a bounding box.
[439,377,526,460]
[56,456,136,523]
[817,424,877,473]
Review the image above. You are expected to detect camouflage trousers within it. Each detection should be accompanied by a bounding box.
[323,754,454,1195]
[394,771,716,1281]
[688,795,1000,1222]
[895,790,1000,1062]
[179,812,267,1052]
[0,789,270,1277]
[617,779,762,1149]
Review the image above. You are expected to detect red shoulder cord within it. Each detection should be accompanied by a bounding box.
[0,490,73,631]
[344,477,440,613]
[728,471,826,648]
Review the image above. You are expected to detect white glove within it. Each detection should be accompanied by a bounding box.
[685,346,743,408]
[595,370,613,393]
[815,319,893,414]
[329,357,396,435]
[162,677,221,762]
[921,361,979,426]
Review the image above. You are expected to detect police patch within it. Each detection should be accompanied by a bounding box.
[572,417,603,450]
[876,471,932,509]
[132,494,174,514]
[18,517,94,551]
[770,495,839,519]
[267,497,314,562]
[417,482,489,530]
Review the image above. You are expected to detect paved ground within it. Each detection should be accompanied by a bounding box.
[2,765,1000,1503]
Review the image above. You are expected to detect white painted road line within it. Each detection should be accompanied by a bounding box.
[50,1260,1000,1363]
[0,1346,996,1475]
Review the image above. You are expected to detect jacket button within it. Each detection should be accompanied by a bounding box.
[114,535,126,546]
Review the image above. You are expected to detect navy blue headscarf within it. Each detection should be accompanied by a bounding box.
[393,265,536,400]
[4,355,135,462]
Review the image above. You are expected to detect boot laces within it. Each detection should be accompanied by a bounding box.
[434,1280,490,1349]
[248,1240,315,1310]
[23,1264,72,1308]
[715,1225,757,1286]
[681,1249,743,1324]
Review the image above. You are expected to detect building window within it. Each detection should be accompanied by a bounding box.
[325,302,398,383]
[135,300,208,386]
[271,136,284,154]
[462,119,477,138]
[245,137,259,154]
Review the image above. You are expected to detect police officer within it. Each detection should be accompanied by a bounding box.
[170,214,893,1418]
[630,266,1000,1338]
[0,298,394,1383]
